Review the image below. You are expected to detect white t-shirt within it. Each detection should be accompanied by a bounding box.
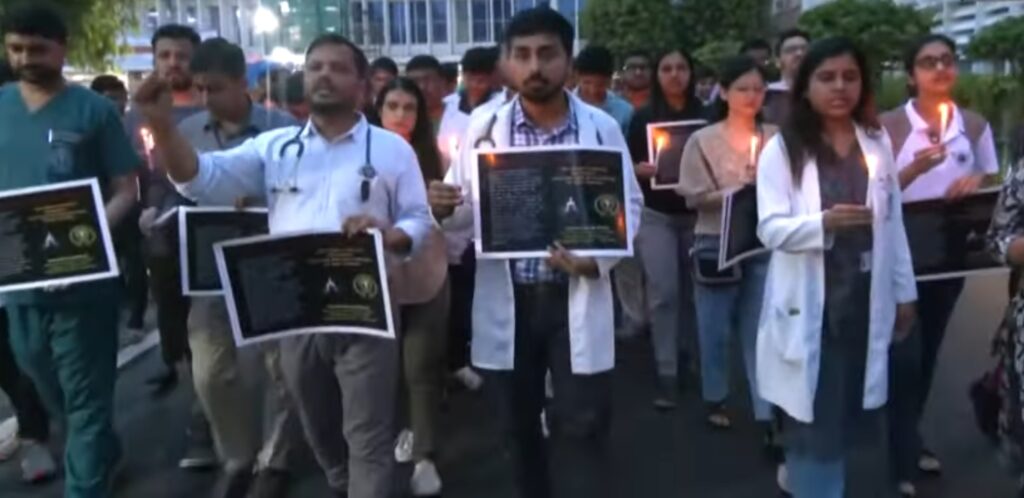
[895,100,999,203]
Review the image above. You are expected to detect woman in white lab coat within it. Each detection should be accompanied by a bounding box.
[755,37,918,497]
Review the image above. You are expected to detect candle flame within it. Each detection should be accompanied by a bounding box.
[140,127,155,154]
[655,135,666,152]
[938,102,950,137]
[864,154,878,178]
[749,135,760,166]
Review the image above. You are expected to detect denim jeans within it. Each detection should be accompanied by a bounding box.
[787,455,845,498]
[692,235,772,421]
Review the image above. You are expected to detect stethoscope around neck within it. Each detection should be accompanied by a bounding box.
[271,122,377,202]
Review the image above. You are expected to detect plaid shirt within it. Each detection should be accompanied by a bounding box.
[509,97,579,284]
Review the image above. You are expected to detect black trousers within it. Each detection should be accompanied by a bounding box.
[114,219,148,326]
[147,252,191,367]
[887,277,965,481]
[447,247,476,372]
[0,308,50,442]
[484,283,612,498]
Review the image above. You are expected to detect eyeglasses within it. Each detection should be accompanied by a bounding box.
[915,54,956,70]
[623,63,650,73]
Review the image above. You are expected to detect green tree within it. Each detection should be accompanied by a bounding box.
[798,0,933,71]
[0,0,138,70]
[966,14,1024,73]
[675,0,769,49]
[580,0,677,60]
[693,40,742,72]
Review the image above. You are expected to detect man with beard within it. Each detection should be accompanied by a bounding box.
[133,33,432,498]
[0,5,141,496]
[428,8,642,498]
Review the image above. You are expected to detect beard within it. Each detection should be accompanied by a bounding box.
[15,65,62,86]
[519,83,563,105]
[168,75,193,92]
[310,99,353,116]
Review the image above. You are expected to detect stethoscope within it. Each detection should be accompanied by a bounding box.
[271,123,376,202]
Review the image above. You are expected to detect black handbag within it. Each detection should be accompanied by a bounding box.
[689,140,743,286]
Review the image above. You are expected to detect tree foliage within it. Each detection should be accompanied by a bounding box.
[0,0,138,70]
[580,0,677,60]
[798,0,933,70]
[693,40,742,72]
[581,0,766,63]
[966,14,1024,73]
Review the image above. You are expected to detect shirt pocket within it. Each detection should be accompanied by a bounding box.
[47,129,86,182]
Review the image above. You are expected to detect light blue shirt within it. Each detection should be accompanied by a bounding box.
[173,115,433,252]
[576,89,633,135]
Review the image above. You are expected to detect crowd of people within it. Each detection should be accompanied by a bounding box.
[0,2,1023,498]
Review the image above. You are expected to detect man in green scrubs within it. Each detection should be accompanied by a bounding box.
[0,5,141,497]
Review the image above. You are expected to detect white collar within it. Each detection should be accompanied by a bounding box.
[904,99,963,138]
[302,113,368,144]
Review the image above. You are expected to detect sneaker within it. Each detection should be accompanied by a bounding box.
[147,368,179,397]
[250,469,291,498]
[0,436,20,462]
[410,460,442,496]
[653,376,678,411]
[453,367,483,391]
[541,410,550,439]
[777,463,791,495]
[898,481,917,497]
[179,437,218,470]
[211,469,254,498]
[19,440,57,483]
[394,429,414,464]
[918,449,942,474]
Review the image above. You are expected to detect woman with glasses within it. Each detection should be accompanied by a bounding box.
[880,34,999,497]
[756,37,917,497]
[376,77,451,497]
[626,47,706,410]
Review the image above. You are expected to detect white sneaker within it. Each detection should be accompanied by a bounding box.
[898,481,917,497]
[0,436,20,462]
[20,441,56,483]
[541,410,550,439]
[394,429,414,464]
[410,459,442,496]
[453,367,483,391]
[777,463,791,495]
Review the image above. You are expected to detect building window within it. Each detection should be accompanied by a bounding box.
[471,0,489,42]
[368,0,386,44]
[514,0,541,11]
[455,0,470,43]
[389,0,408,44]
[558,0,577,30]
[491,0,513,39]
[352,1,365,44]
[411,0,428,43]
[431,0,448,43]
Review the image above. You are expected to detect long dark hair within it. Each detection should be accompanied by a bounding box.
[903,33,957,98]
[649,48,701,120]
[781,37,879,181]
[711,55,767,123]
[376,77,444,182]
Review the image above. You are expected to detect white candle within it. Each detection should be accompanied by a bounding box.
[864,153,877,209]
[654,135,666,166]
[140,127,155,170]
[938,102,950,142]
[749,135,760,169]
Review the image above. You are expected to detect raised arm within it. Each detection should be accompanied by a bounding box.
[132,75,200,184]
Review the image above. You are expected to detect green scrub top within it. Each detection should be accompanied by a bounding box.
[0,82,142,305]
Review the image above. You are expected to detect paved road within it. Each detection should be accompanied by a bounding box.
[0,274,1019,497]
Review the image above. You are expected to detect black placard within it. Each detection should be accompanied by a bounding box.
[179,208,268,295]
[0,179,118,292]
[720,184,768,269]
[646,120,707,190]
[903,188,1006,281]
[215,230,394,346]
[474,146,631,258]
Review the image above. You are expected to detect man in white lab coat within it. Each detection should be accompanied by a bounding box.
[429,8,642,498]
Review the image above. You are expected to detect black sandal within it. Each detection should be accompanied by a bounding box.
[705,402,732,429]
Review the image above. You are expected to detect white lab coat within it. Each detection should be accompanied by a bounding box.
[755,125,918,423]
[440,93,644,374]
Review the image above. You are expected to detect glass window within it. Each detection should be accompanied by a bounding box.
[491,0,513,40]
[431,0,448,43]
[557,0,577,30]
[352,1,365,44]
[368,0,386,44]
[455,0,470,43]
[411,0,428,43]
[514,0,540,11]
[471,0,489,42]
[389,0,407,44]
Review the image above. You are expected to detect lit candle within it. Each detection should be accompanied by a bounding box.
[140,127,155,170]
[654,135,666,166]
[864,153,877,209]
[749,135,760,169]
[938,102,950,142]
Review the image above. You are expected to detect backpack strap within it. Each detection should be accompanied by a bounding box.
[961,108,988,146]
[879,108,912,157]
